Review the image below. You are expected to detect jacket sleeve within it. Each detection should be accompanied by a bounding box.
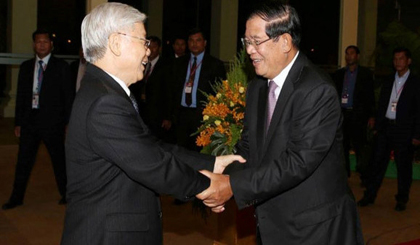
[229,83,342,209]
[86,94,211,200]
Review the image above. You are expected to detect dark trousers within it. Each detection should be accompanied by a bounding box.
[9,125,67,202]
[342,110,368,177]
[365,121,414,203]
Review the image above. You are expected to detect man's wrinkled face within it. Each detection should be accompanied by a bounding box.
[244,16,284,80]
[119,23,151,83]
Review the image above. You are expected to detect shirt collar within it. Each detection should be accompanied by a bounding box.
[150,55,159,68]
[36,53,51,65]
[104,71,131,96]
[190,51,204,62]
[346,65,358,73]
[395,69,410,82]
[269,51,299,87]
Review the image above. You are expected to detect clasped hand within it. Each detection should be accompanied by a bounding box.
[196,155,245,213]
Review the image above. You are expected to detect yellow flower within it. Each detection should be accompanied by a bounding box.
[216,93,222,99]
[214,120,221,126]
[230,101,235,107]
[239,86,245,94]
[203,115,209,121]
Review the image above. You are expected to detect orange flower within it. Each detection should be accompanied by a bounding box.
[202,103,230,118]
[233,111,244,122]
[196,127,215,147]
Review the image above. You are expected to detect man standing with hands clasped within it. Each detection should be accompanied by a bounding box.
[197,2,363,244]
[60,3,244,245]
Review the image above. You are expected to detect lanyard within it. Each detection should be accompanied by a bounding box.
[189,58,203,76]
[394,80,405,100]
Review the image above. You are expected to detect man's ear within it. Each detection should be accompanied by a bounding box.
[281,34,292,53]
[109,33,122,56]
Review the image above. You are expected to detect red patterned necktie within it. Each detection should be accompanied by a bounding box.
[185,57,197,106]
[37,60,44,92]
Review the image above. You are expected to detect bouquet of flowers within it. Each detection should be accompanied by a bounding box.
[195,49,253,155]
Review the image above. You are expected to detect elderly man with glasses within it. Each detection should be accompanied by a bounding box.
[60,3,244,245]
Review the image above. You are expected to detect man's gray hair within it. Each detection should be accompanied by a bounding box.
[81,2,147,63]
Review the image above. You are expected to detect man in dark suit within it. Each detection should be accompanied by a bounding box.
[160,36,188,144]
[333,45,375,179]
[358,47,420,211]
[170,28,226,151]
[198,3,363,244]
[60,3,243,244]
[130,36,168,139]
[2,29,74,210]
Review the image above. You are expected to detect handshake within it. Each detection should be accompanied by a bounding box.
[196,155,246,213]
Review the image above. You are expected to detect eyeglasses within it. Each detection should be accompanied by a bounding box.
[241,37,272,49]
[117,32,151,48]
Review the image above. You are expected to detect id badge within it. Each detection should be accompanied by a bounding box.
[32,94,39,109]
[341,94,348,104]
[184,82,192,94]
[391,101,397,112]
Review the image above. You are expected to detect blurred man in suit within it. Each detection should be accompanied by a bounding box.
[2,29,75,210]
[161,36,188,144]
[130,36,168,139]
[358,47,420,211]
[333,45,375,179]
[172,36,187,58]
[60,3,243,244]
[70,46,87,92]
[198,2,363,244]
[170,28,226,151]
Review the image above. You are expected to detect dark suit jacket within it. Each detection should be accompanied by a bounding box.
[15,55,74,128]
[61,64,214,245]
[333,65,375,121]
[375,72,420,141]
[227,53,363,245]
[130,56,168,127]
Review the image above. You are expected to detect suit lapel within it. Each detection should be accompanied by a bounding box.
[256,78,268,160]
[264,53,305,149]
[197,54,209,91]
[39,56,56,96]
[87,64,139,112]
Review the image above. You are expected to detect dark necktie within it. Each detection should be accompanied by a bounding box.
[37,60,44,92]
[185,57,197,106]
[266,80,278,132]
[144,63,152,81]
[141,63,152,103]
[129,93,139,113]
